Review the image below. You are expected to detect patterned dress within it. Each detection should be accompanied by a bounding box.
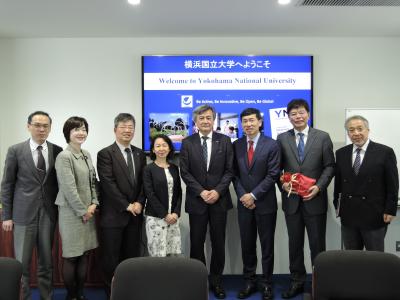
[145,168,182,257]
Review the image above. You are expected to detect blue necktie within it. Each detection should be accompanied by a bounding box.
[297,133,305,162]
[353,148,361,175]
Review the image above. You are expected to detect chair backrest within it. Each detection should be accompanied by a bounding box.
[0,257,23,300]
[110,257,208,300]
[313,250,400,300]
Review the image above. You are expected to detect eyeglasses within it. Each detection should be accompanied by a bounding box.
[117,126,134,131]
[30,123,50,130]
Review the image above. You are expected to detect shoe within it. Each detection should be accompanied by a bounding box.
[262,286,273,300]
[281,283,304,299]
[211,285,226,299]
[237,283,257,299]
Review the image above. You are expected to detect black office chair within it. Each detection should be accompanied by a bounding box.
[311,250,400,300]
[110,257,208,300]
[0,257,23,300]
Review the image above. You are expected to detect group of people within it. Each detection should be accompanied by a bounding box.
[0,98,398,300]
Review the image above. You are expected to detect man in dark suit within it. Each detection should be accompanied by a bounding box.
[180,105,234,299]
[1,111,62,300]
[97,113,146,299]
[334,115,398,251]
[277,99,335,299]
[233,108,280,300]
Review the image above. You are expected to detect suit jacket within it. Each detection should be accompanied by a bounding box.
[1,139,62,224]
[143,162,182,218]
[233,135,281,214]
[55,146,99,216]
[180,132,234,215]
[277,128,335,216]
[334,141,399,229]
[97,142,146,228]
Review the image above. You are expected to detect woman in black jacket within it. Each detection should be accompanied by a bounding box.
[143,134,182,256]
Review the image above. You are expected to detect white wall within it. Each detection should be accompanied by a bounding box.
[0,39,15,166]
[1,37,399,274]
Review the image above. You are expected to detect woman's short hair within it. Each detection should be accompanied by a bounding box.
[149,134,175,161]
[63,116,88,143]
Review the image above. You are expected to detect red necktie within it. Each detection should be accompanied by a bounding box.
[248,140,254,165]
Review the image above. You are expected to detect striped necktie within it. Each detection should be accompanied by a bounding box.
[297,132,305,162]
[353,148,361,175]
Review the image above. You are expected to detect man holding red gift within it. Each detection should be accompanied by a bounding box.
[277,99,335,299]
[334,115,398,251]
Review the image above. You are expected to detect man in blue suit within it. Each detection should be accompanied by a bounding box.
[233,108,281,300]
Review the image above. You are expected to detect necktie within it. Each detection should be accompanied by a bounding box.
[248,140,254,165]
[201,136,208,167]
[353,148,361,175]
[297,132,305,162]
[125,148,135,182]
[37,145,46,173]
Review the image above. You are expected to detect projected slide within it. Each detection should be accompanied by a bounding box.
[142,55,313,152]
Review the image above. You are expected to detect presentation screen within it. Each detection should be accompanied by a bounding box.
[142,55,313,152]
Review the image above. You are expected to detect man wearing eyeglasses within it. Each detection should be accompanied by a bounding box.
[1,111,62,300]
[277,99,335,299]
[97,113,146,299]
[334,115,398,251]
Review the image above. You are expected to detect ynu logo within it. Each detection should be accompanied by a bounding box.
[274,109,288,119]
[181,95,193,108]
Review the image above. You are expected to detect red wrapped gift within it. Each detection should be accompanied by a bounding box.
[280,172,316,197]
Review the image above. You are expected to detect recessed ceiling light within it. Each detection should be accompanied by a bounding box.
[128,0,140,5]
[278,0,291,5]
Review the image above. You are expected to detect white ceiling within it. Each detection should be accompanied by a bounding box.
[0,0,400,38]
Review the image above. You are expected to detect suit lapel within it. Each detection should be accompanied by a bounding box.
[238,137,250,170]
[209,134,221,170]
[131,145,141,186]
[356,141,375,177]
[43,142,54,183]
[112,143,133,186]
[287,129,299,163]
[248,135,265,171]
[345,145,354,173]
[192,133,207,171]
[22,140,41,183]
[303,128,317,162]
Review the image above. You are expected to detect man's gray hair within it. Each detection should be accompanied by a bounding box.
[192,105,216,122]
[114,113,136,128]
[344,115,369,130]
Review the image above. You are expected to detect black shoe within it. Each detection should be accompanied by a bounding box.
[262,286,273,300]
[281,283,304,299]
[237,283,257,299]
[211,285,226,299]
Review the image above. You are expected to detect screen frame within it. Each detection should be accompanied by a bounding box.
[141,54,314,153]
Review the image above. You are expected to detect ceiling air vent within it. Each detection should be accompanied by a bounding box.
[297,0,400,6]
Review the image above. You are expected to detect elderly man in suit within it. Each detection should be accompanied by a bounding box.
[334,115,398,251]
[277,99,335,299]
[180,105,234,299]
[233,108,280,300]
[97,113,146,299]
[1,111,62,300]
